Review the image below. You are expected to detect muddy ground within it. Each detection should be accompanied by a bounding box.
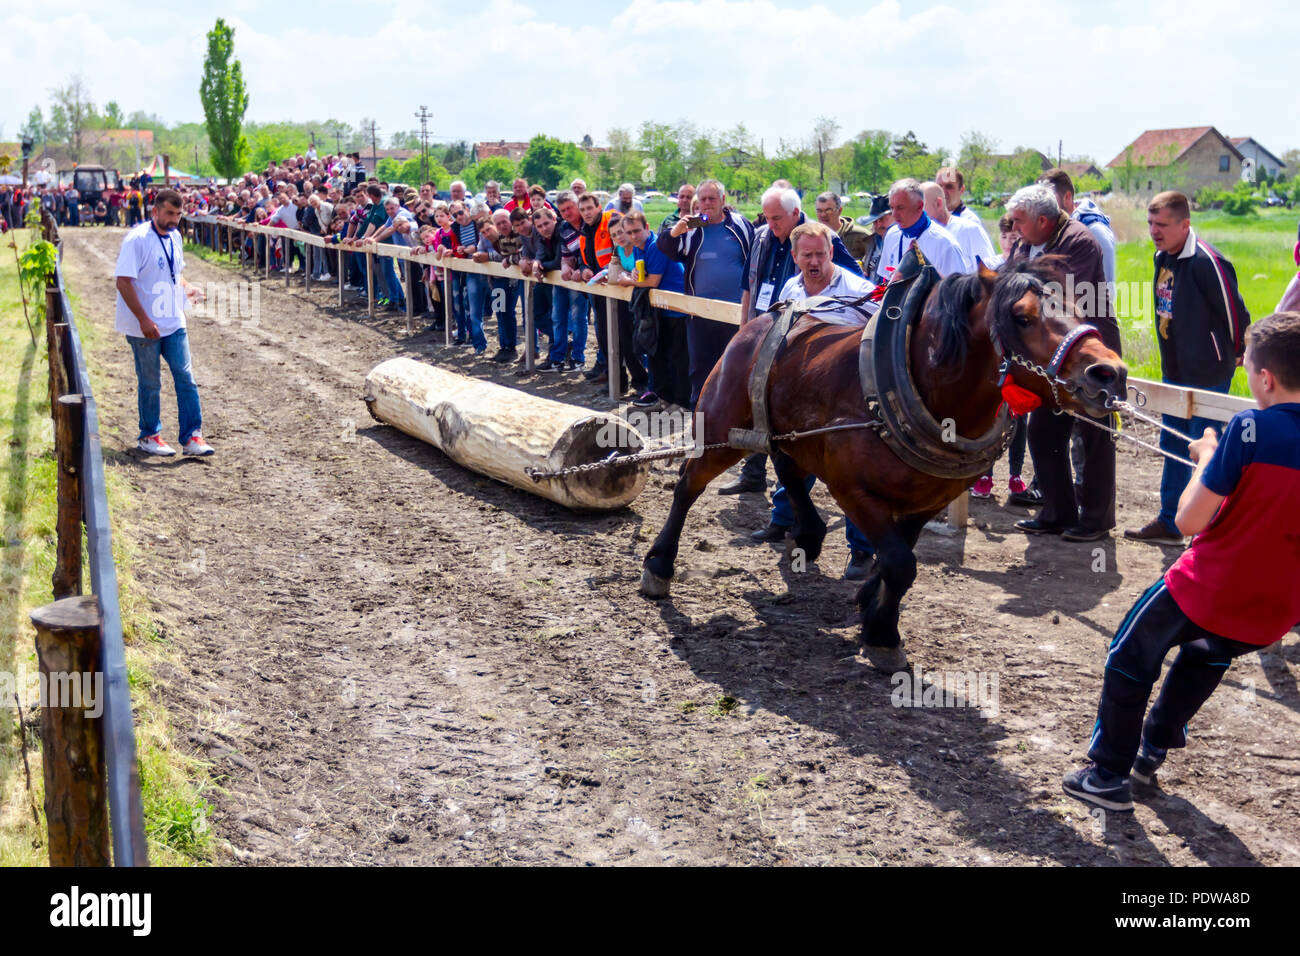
[62,226,1300,866]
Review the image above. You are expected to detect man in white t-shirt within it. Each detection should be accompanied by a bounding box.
[752,221,877,579]
[114,188,213,457]
[922,181,999,269]
[777,226,876,323]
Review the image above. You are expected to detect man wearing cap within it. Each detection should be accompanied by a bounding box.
[856,195,893,280]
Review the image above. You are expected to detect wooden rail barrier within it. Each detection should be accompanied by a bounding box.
[32,236,148,866]
[182,214,1256,529]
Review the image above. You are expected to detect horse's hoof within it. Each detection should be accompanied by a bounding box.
[859,642,908,674]
[640,567,671,598]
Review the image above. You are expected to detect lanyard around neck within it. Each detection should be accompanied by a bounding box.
[152,226,176,283]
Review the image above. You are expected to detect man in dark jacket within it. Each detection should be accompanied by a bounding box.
[1007,184,1123,541]
[1125,191,1250,546]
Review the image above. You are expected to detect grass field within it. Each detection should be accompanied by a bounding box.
[0,231,212,866]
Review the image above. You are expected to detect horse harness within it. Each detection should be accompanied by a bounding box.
[726,246,1102,482]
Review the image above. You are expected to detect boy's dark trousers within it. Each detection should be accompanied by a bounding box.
[1089,580,1260,776]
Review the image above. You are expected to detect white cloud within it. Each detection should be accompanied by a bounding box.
[5,0,1295,167]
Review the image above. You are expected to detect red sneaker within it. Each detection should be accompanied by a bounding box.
[1008,474,1027,495]
[971,475,994,498]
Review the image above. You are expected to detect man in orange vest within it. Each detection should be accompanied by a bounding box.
[577,192,615,380]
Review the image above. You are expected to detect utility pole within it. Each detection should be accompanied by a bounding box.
[1058,139,1063,167]
[414,105,432,183]
[334,129,342,155]
[368,120,380,175]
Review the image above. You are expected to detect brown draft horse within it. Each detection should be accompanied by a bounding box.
[640,258,1126,669]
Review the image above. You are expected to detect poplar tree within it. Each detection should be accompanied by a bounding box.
[200,18,250,179]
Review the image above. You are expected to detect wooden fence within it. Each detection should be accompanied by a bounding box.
[30,223,148,866]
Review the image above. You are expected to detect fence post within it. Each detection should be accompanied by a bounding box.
[443,268,453,347]
[366,251,375,317]
[264,231,270,280]
[304,242,312,294]
[45,286,70,409]
[284,236,291,288]
[338,246,345,307]
[403,254,413,333]
[31,595,110,867]
[605,297,620,402]
[523,279,535,372]
[52,393,85,599]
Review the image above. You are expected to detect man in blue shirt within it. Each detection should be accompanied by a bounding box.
[655,179,755,407]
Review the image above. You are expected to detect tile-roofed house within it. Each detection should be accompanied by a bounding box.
[1106,127,1243,195]
[1228,137,1287,180]
[471,140,529,164]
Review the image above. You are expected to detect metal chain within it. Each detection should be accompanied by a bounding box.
[525,420,884,481]
[1065,409,1195,468]
[1109,399,1199,446]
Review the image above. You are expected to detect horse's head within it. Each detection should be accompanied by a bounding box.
[980,258,1126,417]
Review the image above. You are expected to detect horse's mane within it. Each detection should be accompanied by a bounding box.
[929,256,1067,376]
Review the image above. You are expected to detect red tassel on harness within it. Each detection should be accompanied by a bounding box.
[1000,381,1041,417]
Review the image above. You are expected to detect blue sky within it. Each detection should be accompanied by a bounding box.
[7,0,1295,167]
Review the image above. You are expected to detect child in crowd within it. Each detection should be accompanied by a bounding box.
[1063,311,1300,812]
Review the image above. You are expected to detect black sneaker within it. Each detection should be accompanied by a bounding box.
[583,364,607,381]
[564,358,580,371]
[1008,486,1044,508]
[535,359,559,372]
[1131,744,1166,787]
[1014,518,1065,535]
[491,348,517,363]
[632,391,661,408]
[1062,525,1110,542]
[1062,763,1134,812]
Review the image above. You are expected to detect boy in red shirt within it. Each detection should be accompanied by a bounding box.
[1064,311,1300,812]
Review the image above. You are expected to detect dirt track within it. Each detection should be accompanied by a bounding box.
[64,226,1300,865]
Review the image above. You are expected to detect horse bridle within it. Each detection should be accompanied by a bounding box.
[989,311,1106,410]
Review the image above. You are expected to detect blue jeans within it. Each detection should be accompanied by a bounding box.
[549,287,588,364]
[463,274,490,352]
[127,327,202,445]
[378,251,404,306]
[491,277,520,349]
[350,251,369,292]
[772,476,875,555]
[1157,377,1233,533]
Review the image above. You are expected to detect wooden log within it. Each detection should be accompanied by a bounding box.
[364,358,650,511]
[31,595,110,867]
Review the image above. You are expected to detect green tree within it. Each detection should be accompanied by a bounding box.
[19,106,45,146]
[849,130,893,193]
[246,123,309,169]
[637,122,685,191]
[461,155,517,191]
[520,134,586,190]
[101,101,124,129]
[51,75,95,163]
[441,140,470,174]
[199,18,250,179]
